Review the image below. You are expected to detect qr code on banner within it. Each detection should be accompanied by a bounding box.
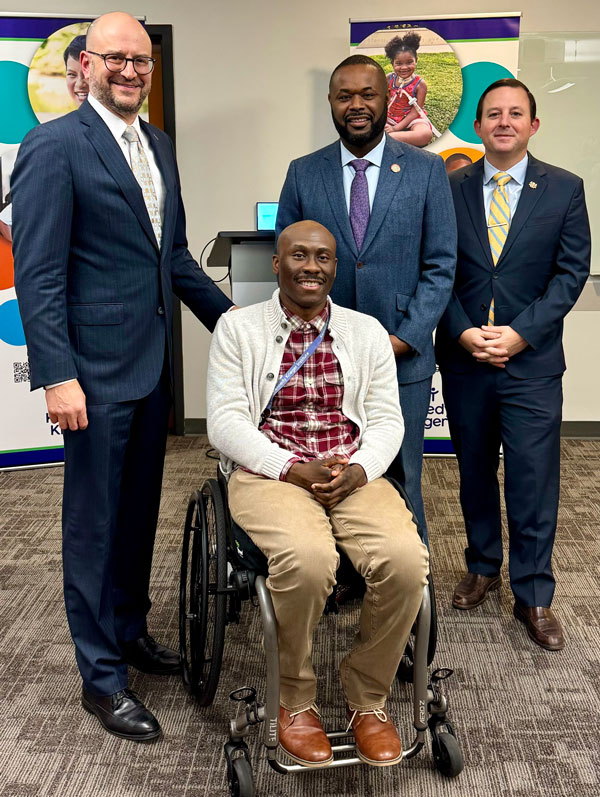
[13,361,30,383]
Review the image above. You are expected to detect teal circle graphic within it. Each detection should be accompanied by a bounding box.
[0,61,39,144]
[0,299,26,346]
[450,62,514,144]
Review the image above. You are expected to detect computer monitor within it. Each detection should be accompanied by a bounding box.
[256,201,279,231]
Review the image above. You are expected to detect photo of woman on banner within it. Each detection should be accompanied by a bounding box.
[63,34,89,107]
[27,23,90,123]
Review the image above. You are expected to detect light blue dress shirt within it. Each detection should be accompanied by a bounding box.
[482,153,528,223]
[340,135,387,212]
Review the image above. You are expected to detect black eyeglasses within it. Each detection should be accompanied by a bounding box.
[87,51,156,75]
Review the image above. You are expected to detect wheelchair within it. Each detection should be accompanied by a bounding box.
[179,469,463,796]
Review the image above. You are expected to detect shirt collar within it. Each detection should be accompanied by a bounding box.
[483,152,529,186]
[281,297,331,332]
[88,93,142,142]
[340,134,386,169]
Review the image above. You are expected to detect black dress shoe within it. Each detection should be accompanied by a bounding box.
[82,687,161,741]
[121,635,181,675]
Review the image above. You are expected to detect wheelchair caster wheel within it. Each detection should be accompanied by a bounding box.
[225,742,254,797]
[431,724,464,778]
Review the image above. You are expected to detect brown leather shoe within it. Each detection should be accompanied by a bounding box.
[279,706,333,767]
[513,604,565,651]
[452,573,501,609]
[348,707,402,766]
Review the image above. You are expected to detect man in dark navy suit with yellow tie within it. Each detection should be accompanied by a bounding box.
[12,12,231,738]
[436,79,590,650]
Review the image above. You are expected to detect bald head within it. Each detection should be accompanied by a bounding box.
[273,221,337,321]
[86,12,150,52]
[82,12,153,124]
[276,220,336,257]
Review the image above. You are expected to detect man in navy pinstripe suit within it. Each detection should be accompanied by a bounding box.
[12,12,232,740]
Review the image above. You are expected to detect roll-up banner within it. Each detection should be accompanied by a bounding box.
[350,13,521,454]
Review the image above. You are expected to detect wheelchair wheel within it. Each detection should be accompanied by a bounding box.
[431,724,464,778]
[179,480,227,706]
[225,742,254,797]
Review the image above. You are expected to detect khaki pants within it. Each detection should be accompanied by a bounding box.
[228,470,429,711]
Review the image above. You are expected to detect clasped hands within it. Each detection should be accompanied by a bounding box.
[285,457,366,510]
[459,325,527,368]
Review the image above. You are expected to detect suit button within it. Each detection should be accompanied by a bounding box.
[157,306,165,315]
[276,335,283,343]
[357,261,364,269]
[493,274,499,280]
[480,304,487,311]
[266,372,275,380]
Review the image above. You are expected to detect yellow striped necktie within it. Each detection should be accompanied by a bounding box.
[487,171,511,325]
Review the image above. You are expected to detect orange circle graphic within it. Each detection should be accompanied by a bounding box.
[439,146,484,164]
[0,238,14,290]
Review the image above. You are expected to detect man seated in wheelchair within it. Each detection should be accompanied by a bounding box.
[207,220,429,768]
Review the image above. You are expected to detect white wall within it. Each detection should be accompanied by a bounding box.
[4,0,599,421]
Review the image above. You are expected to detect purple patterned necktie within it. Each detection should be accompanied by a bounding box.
[349,158,371,251]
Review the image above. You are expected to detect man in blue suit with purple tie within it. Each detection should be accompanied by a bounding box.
[436,79,590,650]
[276,55,456,544]
[12,12,231,739]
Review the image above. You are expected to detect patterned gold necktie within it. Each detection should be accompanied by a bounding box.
[487,171,511,325]
[122,125,162,248]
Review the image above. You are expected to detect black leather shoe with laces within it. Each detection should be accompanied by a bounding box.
[121,635,181,675]
[82,687,161,741]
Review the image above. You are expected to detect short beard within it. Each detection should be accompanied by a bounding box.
[332,106,387,149]
[89,63,150,118]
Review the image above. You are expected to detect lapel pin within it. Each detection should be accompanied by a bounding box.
[528,181,537,189]
[391,163,401,173]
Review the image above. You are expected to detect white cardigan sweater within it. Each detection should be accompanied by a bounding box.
[206,290,404,483]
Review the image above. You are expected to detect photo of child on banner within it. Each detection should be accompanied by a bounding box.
[353,26,462,149]
[384,33,441,146]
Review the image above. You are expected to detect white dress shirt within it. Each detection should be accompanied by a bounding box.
[482,153,528,222]
[87,93,165,220]
[340,135,386,213]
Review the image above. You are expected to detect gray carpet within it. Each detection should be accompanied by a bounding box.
[0,437,599,796]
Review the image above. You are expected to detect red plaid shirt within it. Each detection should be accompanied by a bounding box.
[260,302,360,479]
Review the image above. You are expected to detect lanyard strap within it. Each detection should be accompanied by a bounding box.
[262,311,330,421]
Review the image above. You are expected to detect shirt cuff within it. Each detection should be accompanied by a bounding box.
[280,456,301,481]
[44,379,77,390]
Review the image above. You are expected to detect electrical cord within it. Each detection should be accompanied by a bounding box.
[199,236,231,284]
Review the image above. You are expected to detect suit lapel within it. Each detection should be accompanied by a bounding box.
[320,143,358,256]
[360,139,405,255]
[78,102,159,252]
[460,159,494,269]
[496,156,547,265]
